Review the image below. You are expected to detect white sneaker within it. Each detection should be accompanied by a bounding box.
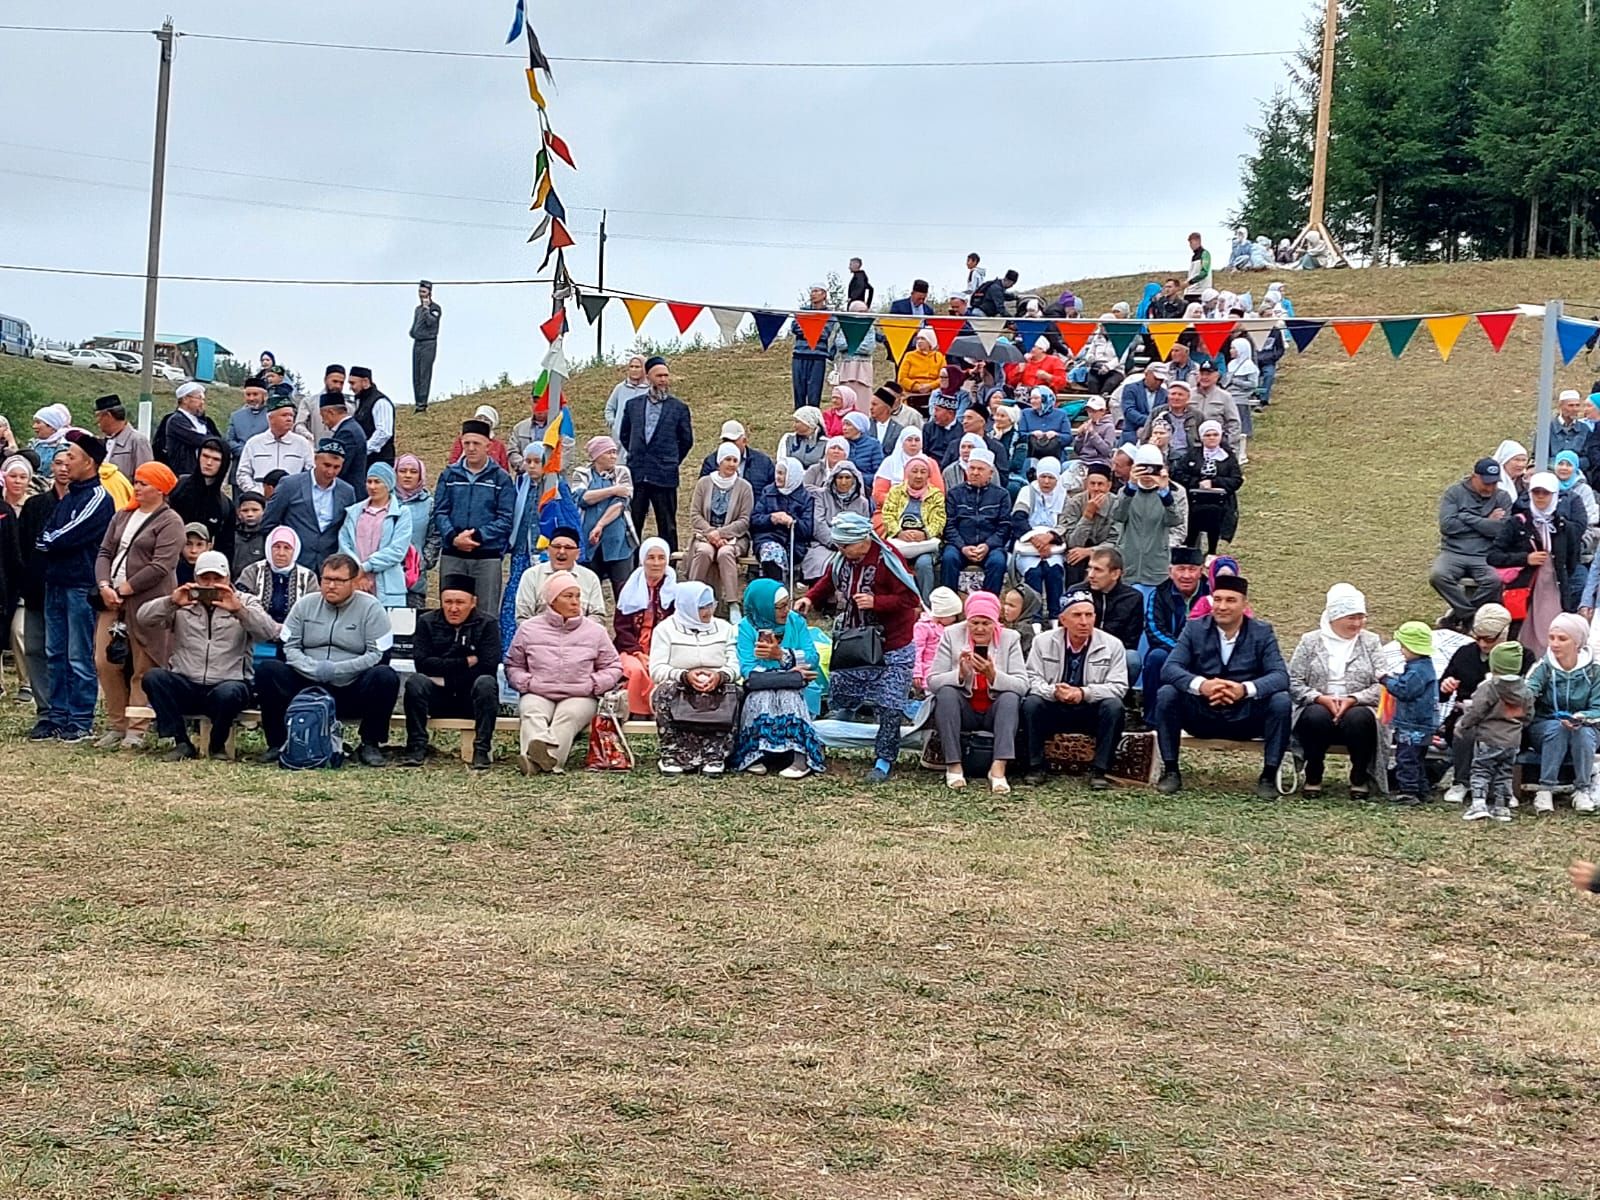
[1443,784,1467,805]
[1463,800,1490,822]
[1575,789,1596,814]
[658,762,684,775]
[1534,789,1555,814]
[945,768,967,790]
[702,762,725,776]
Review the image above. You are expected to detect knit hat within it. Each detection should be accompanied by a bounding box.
[1061,588,1095,612]
[928,587,963,619]
[542,570,580,606]
[366,462,396,490]
[1472,603,1513,638]
[1488,642,1523,676]
[793,406,824,432]
[1395,621,1434,657]
[964,590,1002,623]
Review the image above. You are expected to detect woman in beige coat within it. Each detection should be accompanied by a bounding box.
[687,442,754,617]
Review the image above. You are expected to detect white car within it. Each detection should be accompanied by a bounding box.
[101,350,144,374]
[152,362,187,383]
[39,344,73,365]
[66,347,119,370]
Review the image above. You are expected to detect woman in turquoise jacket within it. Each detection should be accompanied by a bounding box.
[338,461,414,607]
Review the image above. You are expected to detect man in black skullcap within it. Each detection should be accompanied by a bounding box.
[296,363,346,444]
[319,391,367,488]
[260,439,357,571]
[1139,545,1209,714]
[92,393,152,480]
[347,366,394,468]
[410,281,442,414]
[400,573,501,770]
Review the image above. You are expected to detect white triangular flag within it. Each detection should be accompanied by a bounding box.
[711,307,746,345]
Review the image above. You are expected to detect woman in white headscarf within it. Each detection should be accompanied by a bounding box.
[750,456,813,584]
[1288,583,1389,798]
[1490,471,1583,656]
[649,579,740,774]
[1492,439,1530,506]
[778,406,826,469]
[613,536,677,719]
[29,404,73,472]
[1009,457,1069,617]
[687,443,754,617]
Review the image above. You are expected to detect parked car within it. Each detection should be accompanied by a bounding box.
[67,348,119,371]
[39,343,73,365]
[152,361,187,383]
[100,349,144,374]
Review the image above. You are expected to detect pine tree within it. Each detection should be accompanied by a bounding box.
[1231,88,1312,241]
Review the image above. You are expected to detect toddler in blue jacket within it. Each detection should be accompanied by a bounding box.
[1386,622,1440,806]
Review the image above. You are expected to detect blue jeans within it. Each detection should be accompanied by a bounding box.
[43,583,98,733]
[791,356,827,410]
[1259,363,1277,405]
[1024,562,1064,618]
[941,544,1006,594]
[1533,718,1597,788]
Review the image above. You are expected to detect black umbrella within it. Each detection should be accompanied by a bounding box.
[948,334,1024,364]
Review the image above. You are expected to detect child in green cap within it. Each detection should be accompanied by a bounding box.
[1457,641,1532,822]
[1386,622,1439,806]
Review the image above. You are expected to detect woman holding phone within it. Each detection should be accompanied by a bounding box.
[733,578,825,778]
[924,590,1029,793]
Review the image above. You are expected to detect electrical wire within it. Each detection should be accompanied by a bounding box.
[0,24,151,35]
[0,262,554,286]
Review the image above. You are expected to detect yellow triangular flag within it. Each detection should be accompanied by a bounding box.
[622,298,657,333]
[1424,314,1471,361]
[525,69,546,108]
[878,316,922,362]
[532,171,552,209]
[1146,320,1188,361]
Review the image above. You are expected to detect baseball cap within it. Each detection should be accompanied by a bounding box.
[1473,457,1502,480]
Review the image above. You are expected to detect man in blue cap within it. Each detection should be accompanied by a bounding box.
[1431,457,1508,631]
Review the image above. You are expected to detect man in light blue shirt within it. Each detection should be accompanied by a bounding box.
[261,439,357,571]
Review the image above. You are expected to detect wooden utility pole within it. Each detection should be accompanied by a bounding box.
[1298,0,1348,267]
[595,208,608,359]
[137,18,175,431]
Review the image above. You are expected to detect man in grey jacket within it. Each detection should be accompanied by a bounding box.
[1020,588,1129,789]
[410,281,441,414]
[140,550,281,760]
[1431,458,1508,630]
[253,552,400,766]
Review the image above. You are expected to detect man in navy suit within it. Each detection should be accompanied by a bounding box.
[887,279,935,319]
[620,355,695,551]
[1154,574,1290,798]
[261,441,357,571]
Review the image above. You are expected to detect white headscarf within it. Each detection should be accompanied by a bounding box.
[671,580,717,633]
[617,536,677,615]
[1494,439,1529,503]
[33,404,71,442]
[878,428,925,486]
[775,456,804,496]
[1318,583,1367,679]
[1029,457,1067,522]
[709,442,743,490]
[1528,471,1561,534]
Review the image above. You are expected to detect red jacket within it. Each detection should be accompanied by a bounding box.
[804,543,920,652]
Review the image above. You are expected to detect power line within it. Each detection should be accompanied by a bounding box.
[0,262,554,286]
[0,23,150,35]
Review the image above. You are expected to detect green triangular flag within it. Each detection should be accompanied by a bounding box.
[1104,321,1140,359]
[838,315,875,356]
[534,148,549,183]
[1381,317,1421,358]
[577,294,609,326]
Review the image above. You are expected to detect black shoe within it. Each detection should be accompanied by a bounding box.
[357,743,388,768]
[257,746,281,766]
[1254,776,1279,800]
[1022,769,1048,787]
[1394,792,1423,807]
[470,748,492,771]
[27,722,57,741]
[1089,773,1113,791]
[163,741,198,763]
[399,743,427,768]
[1156,768,1182,795]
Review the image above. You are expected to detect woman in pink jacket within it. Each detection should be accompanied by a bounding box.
[505,570,623,775]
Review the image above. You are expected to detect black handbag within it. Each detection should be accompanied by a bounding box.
[668,683,739,731]
[830,624,884,672]
[104,621,131,668]
[745,668,805,692]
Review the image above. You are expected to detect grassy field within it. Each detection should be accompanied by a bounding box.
[5,260,1600,1198]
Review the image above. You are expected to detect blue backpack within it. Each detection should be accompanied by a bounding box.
[280,687,344,770]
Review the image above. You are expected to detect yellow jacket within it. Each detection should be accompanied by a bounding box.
[897,348,943,394]
[878,483,945,541]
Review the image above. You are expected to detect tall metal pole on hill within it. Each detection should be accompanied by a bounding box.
[596,209,608,360]
[136,19,175,436]
[1535,300,1562,470]
[1299,0,1348,268]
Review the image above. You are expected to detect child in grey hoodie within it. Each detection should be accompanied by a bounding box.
[1458,641,1532,822]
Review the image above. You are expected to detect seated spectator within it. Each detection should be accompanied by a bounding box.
[1493,439,1529,506]
[944,407,1007,481]
[1116,363,1166,448]
[1172,420,1243,554]
[1061,464,1116,587]
[874,427,935,507]
[254,552,400,768]
[572,435,637,602]
[399,574,501,770]
[1430,457,1507,631]
[941,433,984,493]
[840,412,884,490]
[394,455,439,610]
[1073,396,1118,468]
[1018,386,1071,467]
[1020,586,1130,789]
[927,590,1028,793]
[733,578,825,778]
[897,327,943,395]
[92,461,185,749]
[1011,457,1069,617]
[140,550,280,760]
[649,580,740,775]
[1439,603,1530,804]
[233,490,267,576]
[914,587,963,693]
[803,437,850,495]
[1189,360,1243,452]
[261,441,357,572]
[751,456,813,583]
[1287,584,1388,799]
[928,364,967,420]
[176,522,213,587]
[942,449,1010,595]
[1490,471,1581,656]
[613,537,676,719]
[505,570,622,774]
[1550,389,1591,459]
[880,454,945,599]
[990,404,1026,498]
[1140,547,1208,713]
[1113,446,1184,589]
[878,381,924,433]
[1001,585,1043,658]
[921,388,963,466]
[819,385,850,439]
[698,419,775,496]
[802,461,869,580]
[778,407,826,470]
[1524,612,1600,814]
[1008,338,1068,393]
[866,388,906,458]
[1085,545,1146,673]
[337,462,413,609]
[1154,573,1290,798]
[688,443,755,616]
[1554,450,1599,558]
[514,525,607,621]
[1142,378,1200,456]
[236,525,319,639]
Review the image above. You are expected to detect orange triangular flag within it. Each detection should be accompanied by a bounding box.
[1424,314,1471,361]
[878,316,921,361]
[547,218,574,251]
[667,302,702,335]
[532,171,552,209]
[1146,320,1188,360]
[1333,321,1375,356]
[793,311,832,350]
[927,317,965,353]
[1195,321,1239,359]
[1476,311,1519,353]
[622,298,657,332]
[1056,321,1094,355]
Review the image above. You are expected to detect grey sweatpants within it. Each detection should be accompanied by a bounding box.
[1429,551,1503,618]
[1470,744,1515,809]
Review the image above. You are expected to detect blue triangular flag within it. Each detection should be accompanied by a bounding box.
[544,189,566,223]
[505,0,526,44]
[1285,318,1324,353]
[752,310,788,350]
[1557,317,1599,365]
[1014,319,1052,352]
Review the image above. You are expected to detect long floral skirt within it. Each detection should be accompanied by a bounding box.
[733,683,826,772]
[652,680,737,770]
[827,642,915,762]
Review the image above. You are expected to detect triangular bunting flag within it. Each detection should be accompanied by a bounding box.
[793,311,832,350]
[525,213,551,244]
[544,128,576,170]
[535,148,549,182]
[532,171,552,208]
[1426,315,1472,361]
[1381,317,1420,358]
[525,68,545,109]
[543,189,566,223]
[878,316,921,361]
[1557,318,1598,365]
[622,298,657,333]
[1474,311,1517,354]
[1014,319,1052,353]
[1285,319,1324,353]
[1146,321,1187,360]
[1056,321,1094,355]
[539,309,566,344]
[1333,321,1375,357]
[927,318,965,353]
[546,217,574,251]
[752,311,789,350]
[838,315,875,356]
[710,307,745,344]
[666,303,703,335]
[577,294,609,326]
[1195,321,1239,359]
[1103,321,1141,359]
[974,324,1003,354]
[506,0,526,43]
[532,368,548,398]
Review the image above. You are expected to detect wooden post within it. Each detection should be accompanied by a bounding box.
[138,20,175,410]
[1298,0,1347,267]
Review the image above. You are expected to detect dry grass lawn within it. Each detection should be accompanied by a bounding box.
[5,260,1600,1198]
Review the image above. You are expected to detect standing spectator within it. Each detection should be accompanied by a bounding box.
[572,435,636,602]
[927,590,1028,793]
[338,462,413,608]
[836,300,878,411]
[1113,446,1185,588]
[30,404,73,473]
[505,397,562,475]
[14,456,68,713]
[94,394,153,480]
[409,281,441,414]
[434,418,516,617]
[295,365,345,445]
[887,279,934,320]
[261,443,357,573]
[1019,587,1130,789]
[1457,641,1533,822]
[687,444,755,617]
[0,457,30,696]
[847,258,874,307]
[1255,316,1286,407]
[232,491,267,576]
[1223,339,1260,462]
[964,253,986,295]
[394,454,439,609]
[33,431,115,742]
[1551,389,1591,459]
[319,393,367,489]
[225,376,271,470]
[400,574,501,770]
[1491,471,1582,657]
[1430,458,1507,630]
[254,552,400,767]
[237,394,314,494]
[347,367,395,468]
[941,449,1010,594]
[154,382,221,477]
[1183,232,1213,300]
[168,437,236,564]
[92,460,184,749]
[620,356,695,551]
[1385,622,1440,805]
[603,355,650,462]
[790,285,842,410]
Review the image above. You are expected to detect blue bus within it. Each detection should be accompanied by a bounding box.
[0,313,31,356]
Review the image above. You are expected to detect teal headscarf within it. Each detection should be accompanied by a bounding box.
[1555,450,1582,491]
[736,576,821,714]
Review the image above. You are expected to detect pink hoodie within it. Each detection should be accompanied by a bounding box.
[506,607,623,701]
[913,614,946,689]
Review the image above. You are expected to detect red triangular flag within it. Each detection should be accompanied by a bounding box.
[1195,321,1239,359]
[793,310,832,349]
[1476,311,1518,353]
[547,217,575,252]
[539,309,566,343]
[667,302,703,335]
[544,128,576,170]
[1056,321,1094,355]
[927,317,965,353]
[1333,321,1375,356]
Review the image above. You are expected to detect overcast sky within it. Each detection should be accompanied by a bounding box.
[0,1,1312,401]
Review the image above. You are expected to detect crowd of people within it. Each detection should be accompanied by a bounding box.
[0,255,1591,814]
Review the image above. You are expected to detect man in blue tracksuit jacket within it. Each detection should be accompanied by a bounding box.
[1140,546,1209,714]
[434,418,517,618]
[34,430,115,741]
